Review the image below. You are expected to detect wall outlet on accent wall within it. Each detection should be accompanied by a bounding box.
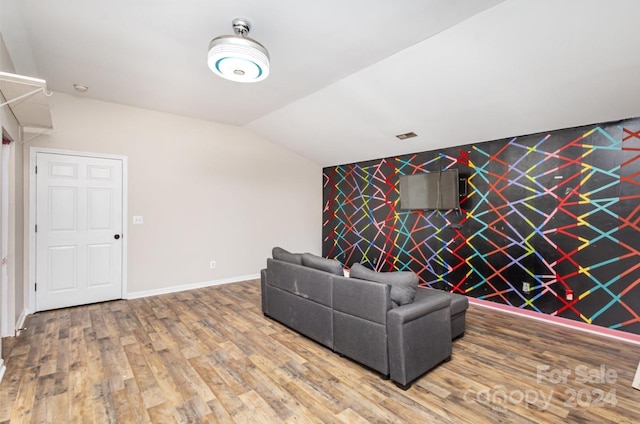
[522,282,531,293]
[566,289,574,301]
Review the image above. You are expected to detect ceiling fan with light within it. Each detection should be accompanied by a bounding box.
[207,18,270,83]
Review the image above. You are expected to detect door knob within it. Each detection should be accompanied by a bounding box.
[114,234,121,240]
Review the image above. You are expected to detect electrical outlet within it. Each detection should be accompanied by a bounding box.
[210,261,216,269]
[566,289,574,301]
[522,282,530,293]
[132,215,144,225]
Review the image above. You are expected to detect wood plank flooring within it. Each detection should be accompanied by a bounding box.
[2,279,640,423]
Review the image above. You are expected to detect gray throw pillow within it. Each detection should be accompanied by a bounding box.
[301,253,344,276]
[272,247,303,265]
[349,263,418,307]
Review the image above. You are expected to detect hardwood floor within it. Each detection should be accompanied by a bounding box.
[1,279,639,423]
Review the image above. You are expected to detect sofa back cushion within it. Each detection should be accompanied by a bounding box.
[332,275,391,325]
[272,247,303,265]
[349,263,419,308]
[301,253,344,276]
[266,258,333,307]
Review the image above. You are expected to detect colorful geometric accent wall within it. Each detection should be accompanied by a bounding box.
[322,118,640,335]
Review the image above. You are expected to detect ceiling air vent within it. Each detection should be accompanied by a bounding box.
[396,132,417,140]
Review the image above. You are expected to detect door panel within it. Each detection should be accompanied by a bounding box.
[36,153,123,311]
[49,246,77,291]
[88,189,112,229]
[49,187,77,230]
[87,244,112,287]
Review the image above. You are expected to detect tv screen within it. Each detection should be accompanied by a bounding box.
[399,169,460,210]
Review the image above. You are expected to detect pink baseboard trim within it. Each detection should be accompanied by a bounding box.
[468,298,640,346]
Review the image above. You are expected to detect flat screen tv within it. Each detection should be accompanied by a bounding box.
[399,169,460,210]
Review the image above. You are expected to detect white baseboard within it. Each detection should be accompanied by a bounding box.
[126,274,260,300]
[633,361,640,390]
[15,308,27,336]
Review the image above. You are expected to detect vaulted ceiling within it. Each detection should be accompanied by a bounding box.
[2,0,640,166]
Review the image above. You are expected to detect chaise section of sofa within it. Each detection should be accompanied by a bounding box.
[449,291,469,339]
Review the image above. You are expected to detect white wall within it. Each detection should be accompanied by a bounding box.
[26,93,322,296]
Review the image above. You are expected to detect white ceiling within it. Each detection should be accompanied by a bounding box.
[2,0,640,167]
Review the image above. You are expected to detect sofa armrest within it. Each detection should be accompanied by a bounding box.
[387,292,452,388]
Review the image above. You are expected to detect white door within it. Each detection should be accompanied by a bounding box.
[36,153,123,311]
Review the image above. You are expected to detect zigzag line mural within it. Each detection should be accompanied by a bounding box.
[323,118,640,334]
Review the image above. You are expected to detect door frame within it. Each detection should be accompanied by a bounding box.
[28,147,128,313]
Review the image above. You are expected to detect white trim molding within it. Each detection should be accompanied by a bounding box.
[1,142,10,337]
[15,308,27,336]
[127,274,260,299]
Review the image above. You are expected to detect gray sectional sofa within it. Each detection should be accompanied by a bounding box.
[260,247,468,389]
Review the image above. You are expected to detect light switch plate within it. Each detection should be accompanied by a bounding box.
[133,215,144,225]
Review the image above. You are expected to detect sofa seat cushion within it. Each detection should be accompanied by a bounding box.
[349,263,418,308]
[302,253,344,276]
[272,246,303,265]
